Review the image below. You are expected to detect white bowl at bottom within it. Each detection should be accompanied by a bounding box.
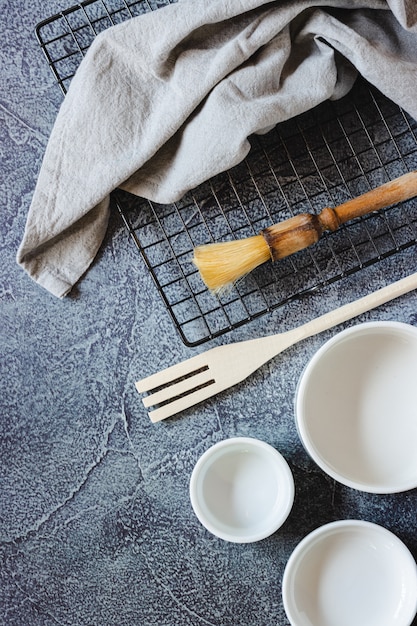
[282,520,417,626]
[189,437,294,543]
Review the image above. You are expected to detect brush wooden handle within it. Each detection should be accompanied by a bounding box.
[263,170,417,261]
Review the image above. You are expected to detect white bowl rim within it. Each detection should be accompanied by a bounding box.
[295,320,417,494]
[282,519,417,626]
[189,436,294,543]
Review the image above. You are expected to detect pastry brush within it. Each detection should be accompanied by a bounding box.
[193,170,417,292]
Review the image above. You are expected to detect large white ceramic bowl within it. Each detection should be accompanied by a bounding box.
[282,520,417,626]
[189,437,294,543]
[295,321,417,493]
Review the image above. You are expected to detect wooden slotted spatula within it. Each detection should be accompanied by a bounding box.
[136,271,417,422]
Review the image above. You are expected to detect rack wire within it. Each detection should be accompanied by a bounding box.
[36,0,417,346]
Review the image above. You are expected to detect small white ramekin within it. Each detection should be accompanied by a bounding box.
[190,437,294,543]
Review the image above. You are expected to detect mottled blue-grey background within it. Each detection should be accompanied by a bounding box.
[1,1,417,625]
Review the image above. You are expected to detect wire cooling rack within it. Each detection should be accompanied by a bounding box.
[36,0,417,346]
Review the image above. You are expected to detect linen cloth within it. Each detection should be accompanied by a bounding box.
[17,0,417,297]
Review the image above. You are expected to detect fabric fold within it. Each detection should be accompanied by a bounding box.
[17,0,417,297]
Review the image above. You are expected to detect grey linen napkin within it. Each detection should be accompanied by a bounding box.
[17,0,417,298]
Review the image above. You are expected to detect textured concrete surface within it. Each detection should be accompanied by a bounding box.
[1,1,417,625]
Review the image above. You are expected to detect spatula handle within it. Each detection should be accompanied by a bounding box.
[263,171,417,261]
[292,271,417,344]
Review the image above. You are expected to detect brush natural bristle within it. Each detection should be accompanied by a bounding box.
[193,235,271,292]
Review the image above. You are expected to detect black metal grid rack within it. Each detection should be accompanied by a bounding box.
[36,0,417,346]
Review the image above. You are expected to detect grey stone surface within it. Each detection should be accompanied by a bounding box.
[1,2,417,625]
